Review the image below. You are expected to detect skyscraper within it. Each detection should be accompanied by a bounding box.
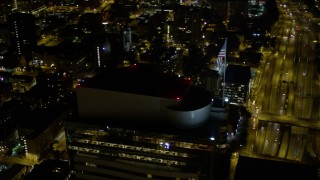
[123,27,132,53]
[0,24,11,67]
[7,12,37,68]
[0,0,12,24]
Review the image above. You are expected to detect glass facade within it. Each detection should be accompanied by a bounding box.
[65,121,216,179]
[224,83,248,104]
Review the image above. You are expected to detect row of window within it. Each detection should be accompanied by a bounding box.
[69,145,186,167]
[74,139,190,158]
[72,128,212,151]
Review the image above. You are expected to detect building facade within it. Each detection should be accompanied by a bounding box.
[7,12,37,68]
[65,122,216,179]
[224,64,251,104]
[65,66,217,179]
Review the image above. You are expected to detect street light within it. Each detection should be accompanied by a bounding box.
[209,136,216,179]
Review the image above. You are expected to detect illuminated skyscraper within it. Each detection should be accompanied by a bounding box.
[7,12,37,68]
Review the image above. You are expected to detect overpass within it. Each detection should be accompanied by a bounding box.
[258,112,320,130]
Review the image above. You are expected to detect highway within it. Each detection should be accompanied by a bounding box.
[241,0,320,163]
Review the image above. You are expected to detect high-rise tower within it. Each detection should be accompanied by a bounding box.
[7,12,37,68]
[123,27,132,53]
[0,0,12,24]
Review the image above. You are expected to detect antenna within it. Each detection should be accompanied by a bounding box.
[222,1,230,107]
[222,38,227,107]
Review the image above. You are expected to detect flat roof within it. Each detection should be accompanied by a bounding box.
[234,156,319,180]
[80,65,193,100]
[225,64,251,84]
[16,106,66,139]
[73,65,216,137]
[24,159,70,180]
[77,65,213,112]
[0,164,25,179]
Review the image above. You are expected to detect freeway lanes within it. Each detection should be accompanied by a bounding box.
[258,112,320,129]
[240,0,320,164]
[258,0,319,122]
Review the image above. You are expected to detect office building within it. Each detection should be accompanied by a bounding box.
[210,0,248,24]
[17,107,67,161]
[25,159,71,180]
[0,164,29,180]
[0,24,12,67]
[248,0,266,18]
[123,27,132,53]
[224,64,251,104]
[64,66,220,179]
[0,0,12,23]
[7,12,37,68]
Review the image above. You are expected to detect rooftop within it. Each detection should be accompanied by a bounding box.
[16,106,66,139]
[79,65,212,110]
[225,64,251,84]
[80,65,193,100]
[234,156,319,180]
[24,159,70,180]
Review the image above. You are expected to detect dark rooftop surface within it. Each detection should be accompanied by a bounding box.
[79,65,213,110]
[24,159,70,180]
[234,156,319,180]
[80,65,193,100]
[0,164,25,180]
[15,106,66,139]
[225,64,251,84]
[71,65,221,139]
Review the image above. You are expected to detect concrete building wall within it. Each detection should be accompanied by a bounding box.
[77,87,212,128]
